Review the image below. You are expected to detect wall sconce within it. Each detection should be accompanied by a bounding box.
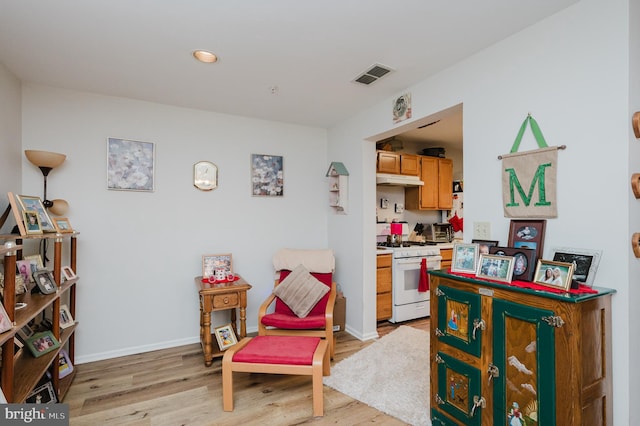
[24,150,69,215]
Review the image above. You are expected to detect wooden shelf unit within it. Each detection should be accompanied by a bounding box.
[0,232,78,403]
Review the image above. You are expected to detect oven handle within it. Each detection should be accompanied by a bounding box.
[394,256,442,265]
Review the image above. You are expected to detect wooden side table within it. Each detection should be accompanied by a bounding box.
[195,275,252,366]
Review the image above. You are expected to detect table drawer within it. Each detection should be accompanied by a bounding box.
[212,293,239,308]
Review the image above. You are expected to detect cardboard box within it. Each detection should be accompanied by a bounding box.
[333,292,346,332]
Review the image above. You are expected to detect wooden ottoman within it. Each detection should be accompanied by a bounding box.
[222,336,330,417]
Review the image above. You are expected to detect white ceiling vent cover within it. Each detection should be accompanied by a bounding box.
[353,63,394,85]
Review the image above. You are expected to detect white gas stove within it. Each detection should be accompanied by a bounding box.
[376,223,442,322]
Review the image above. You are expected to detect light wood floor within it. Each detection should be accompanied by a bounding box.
[65,318,428,426]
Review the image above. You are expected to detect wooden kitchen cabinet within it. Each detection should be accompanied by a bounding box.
[376,151,419,176]
[405,156,453,210]
[376,253,392,321]
[429,270,614,426]
[439,248,452,270]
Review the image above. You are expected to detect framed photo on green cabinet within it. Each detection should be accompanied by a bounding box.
[25,331,60,358]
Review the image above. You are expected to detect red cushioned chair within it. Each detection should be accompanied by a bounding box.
[257,249,337,359]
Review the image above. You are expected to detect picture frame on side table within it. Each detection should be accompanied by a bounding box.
[251,153,283,197]
[451,243,479,274]
[60,304,75,329]
[507,219,547,261]
[32,270,57,295]
[476,254,515,283]
[551,247,602,287]
[471,239,499,255]
[52,217,74,233]
[533,259,574,291]
[107,137,155,192]
[489,246,537,282]
[26,331,61,358]
[214,323,238,350]
[202,253,233,280]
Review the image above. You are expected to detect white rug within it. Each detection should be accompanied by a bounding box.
[324,325,431,425]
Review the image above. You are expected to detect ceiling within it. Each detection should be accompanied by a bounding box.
[0,1,578,144]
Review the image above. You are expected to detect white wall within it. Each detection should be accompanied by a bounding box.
[0,62,21,227]
[329,0,634,422]
[19,85,330,362]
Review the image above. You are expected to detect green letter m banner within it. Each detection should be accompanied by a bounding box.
[501,146,558,218]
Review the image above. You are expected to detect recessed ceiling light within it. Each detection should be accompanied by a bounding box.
[193,50,218,63]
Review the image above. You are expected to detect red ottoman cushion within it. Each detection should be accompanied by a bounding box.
[233,336,321,365]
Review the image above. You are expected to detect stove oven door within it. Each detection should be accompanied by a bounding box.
[393,255,442,305]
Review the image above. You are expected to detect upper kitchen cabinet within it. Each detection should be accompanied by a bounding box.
[376,151,419,176]
[405,156,453,210]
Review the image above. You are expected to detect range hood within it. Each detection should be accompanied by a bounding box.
[376,173,424,187]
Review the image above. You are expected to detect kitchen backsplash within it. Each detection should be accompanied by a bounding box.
[376,186,440,224]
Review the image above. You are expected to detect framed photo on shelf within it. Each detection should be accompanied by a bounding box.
[476,254,515,283]
[52,217,74,233]
[251,153,283,197]
[62,266,76,281]
[16,259,33,283]
[25,254,44,271]
[507,219,546,261]
[489,246,537,282]
[17,323,35,341]
[202,253,233,279]
[22,210,43,235]
[451,243,479,274]
[60,304,75,329]
[16,194,56,232]
[0,302,12,333]
[14,336,25,356]
[58,349,74,378]
[25,331,61,358]
[533,259,574,291]
[107,137,155,192]
[32,270,57,295]
[471,239,499,255]
[214,324,238,350]
[25,381,57,404]
[551,247,602,287]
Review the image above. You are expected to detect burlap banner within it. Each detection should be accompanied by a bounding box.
[501,116,559,218]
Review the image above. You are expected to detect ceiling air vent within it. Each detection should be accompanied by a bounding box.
[352,63,394,85]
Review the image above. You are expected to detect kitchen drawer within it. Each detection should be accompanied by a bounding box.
[376,292,392,320]
[376,268,392,292]
[377,253,392,267]
[212,293,239,309]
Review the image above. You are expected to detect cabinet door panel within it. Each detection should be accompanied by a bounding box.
[492,299,556,426]
[436,285,482,357]
[419,157,439,209]
[377,152,400,174]
[438,158,453,209]
[435,351,483,426]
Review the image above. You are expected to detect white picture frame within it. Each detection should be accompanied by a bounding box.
[60,304,75,329]
[550,247,602,287]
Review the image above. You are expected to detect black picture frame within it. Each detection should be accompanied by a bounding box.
[471,239,499,255]
[507,219,546,262]
[489,246,537,282]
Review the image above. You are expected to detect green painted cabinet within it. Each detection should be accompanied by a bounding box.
[429,270,614,425]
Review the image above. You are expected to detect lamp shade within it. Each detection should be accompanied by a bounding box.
[25,150,66,169]
[48,199,69,216]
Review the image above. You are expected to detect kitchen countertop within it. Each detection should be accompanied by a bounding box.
[376,248,394,255]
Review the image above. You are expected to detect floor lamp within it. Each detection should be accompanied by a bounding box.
[24,150,68,265]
